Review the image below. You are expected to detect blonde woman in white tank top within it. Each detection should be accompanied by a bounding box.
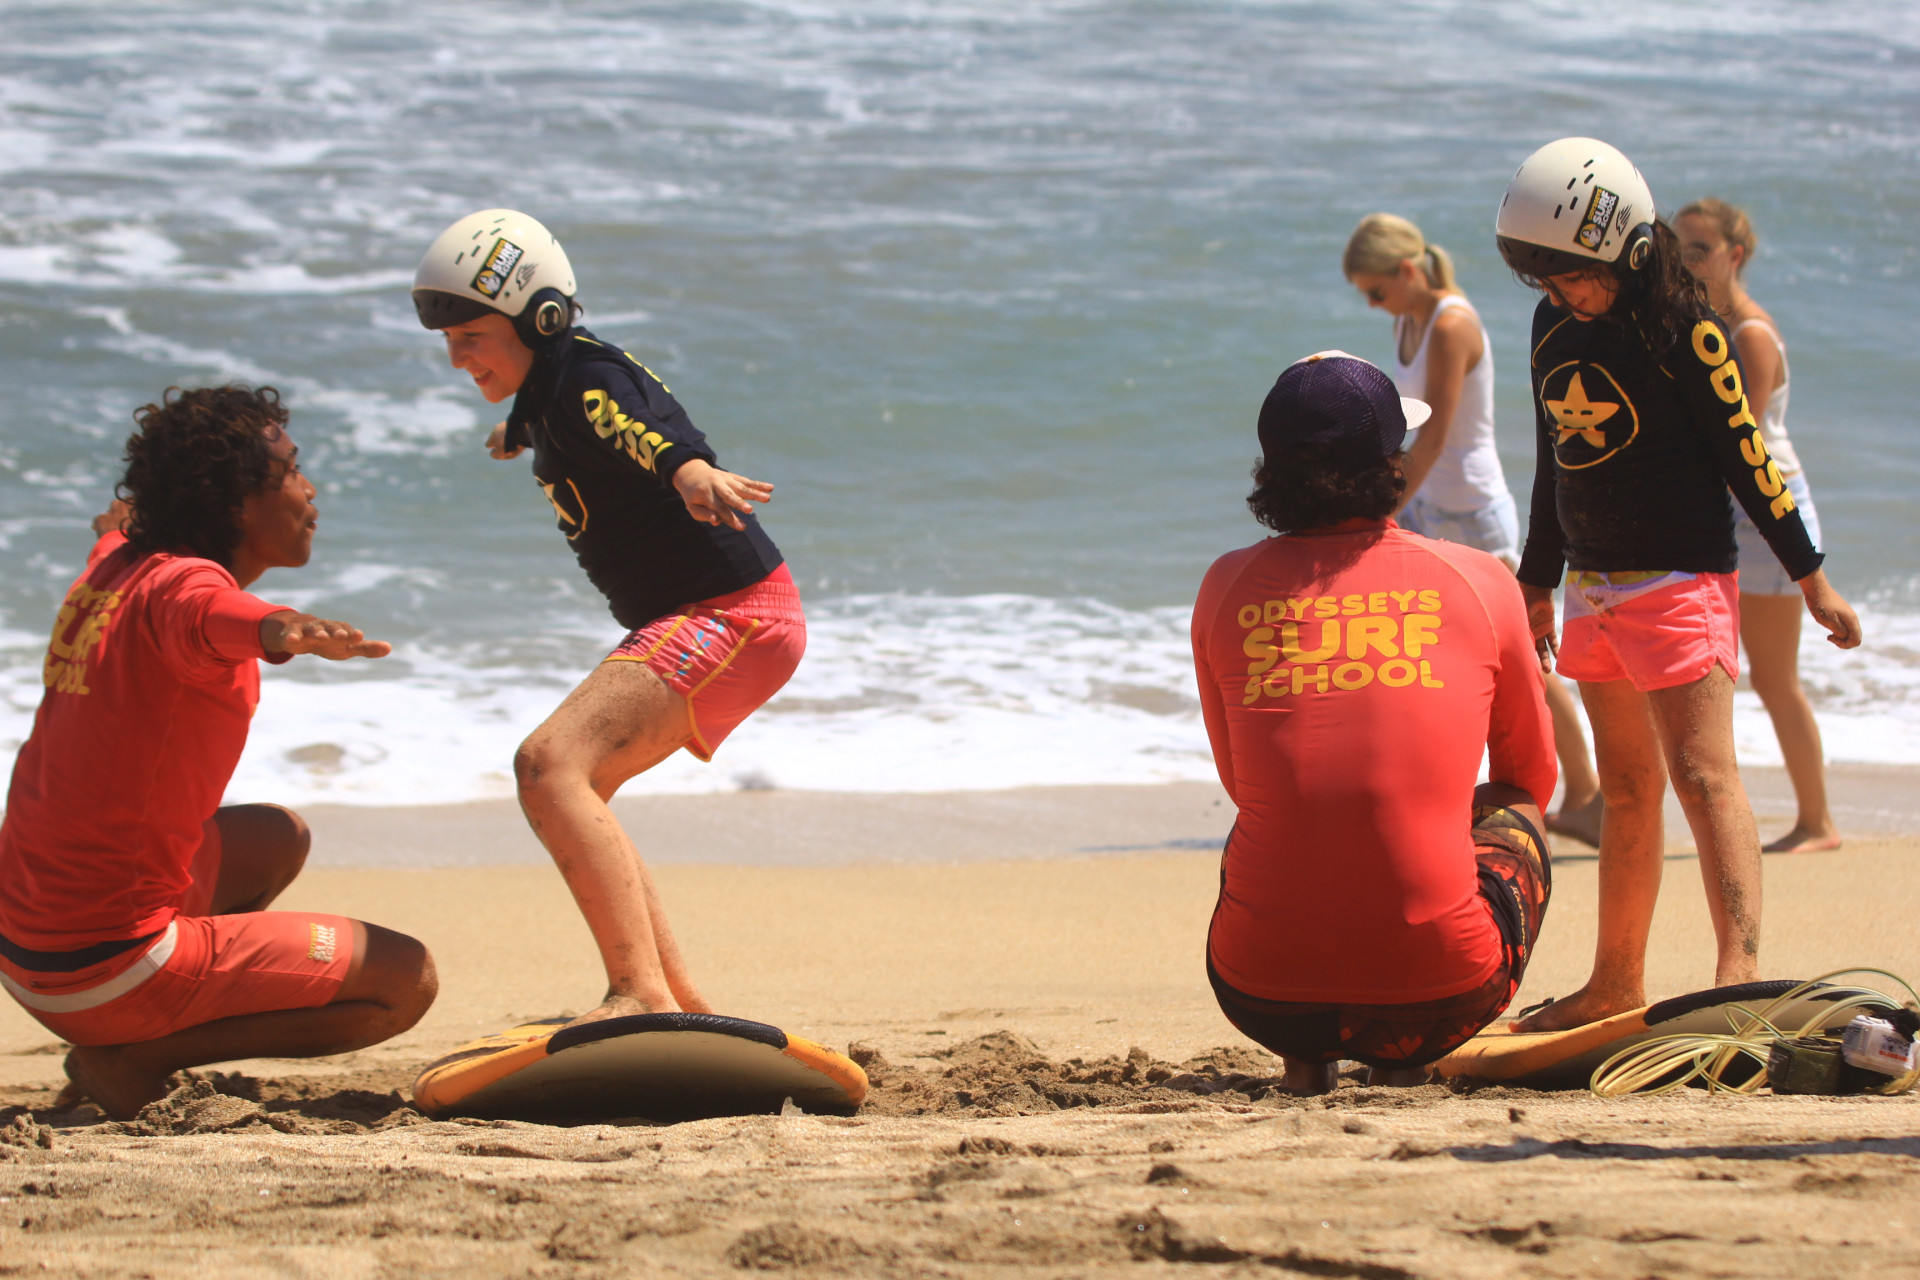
[1392,295,1510,541]
[1344,213,1603,842]
[1678,199,1838,851]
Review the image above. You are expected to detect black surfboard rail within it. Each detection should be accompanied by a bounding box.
[548,1011,789,1055]
[1643,979,1856,1027]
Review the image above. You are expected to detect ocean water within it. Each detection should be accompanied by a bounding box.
[1,1,1916,805]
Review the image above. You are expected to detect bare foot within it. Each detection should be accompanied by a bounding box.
[1509,981,1644,1034]
[1366,1066,1430,1087]
[666,984,716,1016]
[1279,1059,1338,1096]
[1761,825,1842,853]
[1546,791,1604,847]
[64,1046,171,1121]
[561,993,675,1031]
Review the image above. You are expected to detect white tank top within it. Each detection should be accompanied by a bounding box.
[1391,296,1508,513]
[1731,318,1801,477]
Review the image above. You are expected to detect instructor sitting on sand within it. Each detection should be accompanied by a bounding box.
[0,386,438,1119]
[1192,353,1557,1094]
[412,210,804,1026]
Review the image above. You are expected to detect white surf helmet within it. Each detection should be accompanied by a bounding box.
[1496,137,1656,279]
[413,208,578,347]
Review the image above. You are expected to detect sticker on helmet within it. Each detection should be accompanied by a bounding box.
[1573,187,1619,251]
[470,238,525,299]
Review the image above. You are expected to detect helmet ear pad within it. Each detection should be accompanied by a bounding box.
[1624,224,1654,272]
[512,287,574,349]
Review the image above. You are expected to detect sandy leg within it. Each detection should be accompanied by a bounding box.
[516,661,714,1018]
[1743,592,1840,853]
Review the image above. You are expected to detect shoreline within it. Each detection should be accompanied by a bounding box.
[290,762,1920,870]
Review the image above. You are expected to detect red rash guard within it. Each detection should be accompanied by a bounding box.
[1192,520,1556,1005]
[0,534,288,950]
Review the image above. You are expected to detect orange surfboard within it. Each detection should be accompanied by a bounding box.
[1433,979,1872,1090]
[412,1012,867,1121]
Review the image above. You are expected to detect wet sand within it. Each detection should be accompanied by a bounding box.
[1,779,1916,1276]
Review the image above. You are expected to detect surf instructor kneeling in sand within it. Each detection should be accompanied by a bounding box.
[0,386,438,1119]
[412,210,804,1026]
[1192,354,1557,1094]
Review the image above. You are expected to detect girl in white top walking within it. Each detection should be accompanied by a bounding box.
[1343,213,1602,840]
[1676,198,1838,851]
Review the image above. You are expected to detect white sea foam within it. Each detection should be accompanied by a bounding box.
[4,593,1917,809]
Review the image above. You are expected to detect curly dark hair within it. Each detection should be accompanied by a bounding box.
[1513,218,1711,357]
[120,385,289,566]
[1248,440,1405,534]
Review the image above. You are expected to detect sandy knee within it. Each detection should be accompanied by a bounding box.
[1599,776,1664,812]
[513,735,580,801]
[1666,760,1741,808]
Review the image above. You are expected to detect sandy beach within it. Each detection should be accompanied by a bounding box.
[3,776,1917,1277]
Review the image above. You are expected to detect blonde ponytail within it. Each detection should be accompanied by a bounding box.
[1343,213,1455,290]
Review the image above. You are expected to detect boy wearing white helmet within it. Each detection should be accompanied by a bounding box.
[1495,140,1861,1033]
[414,209,804,1025]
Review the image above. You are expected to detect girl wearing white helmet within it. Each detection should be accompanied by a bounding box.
[1343,213,1604,846]
[1494,140,1861,1035]
[1674,197,1838,854]
[413,209,805,1026]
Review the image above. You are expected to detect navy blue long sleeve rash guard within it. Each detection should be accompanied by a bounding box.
[504,328,783,630]
[1517,298,1821,590]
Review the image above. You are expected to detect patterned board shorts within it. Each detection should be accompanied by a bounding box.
[606,564,807,762]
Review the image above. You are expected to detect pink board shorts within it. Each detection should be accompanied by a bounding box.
[607,563,807,761]
[1556,570,1740,692]
[0,820,354,1047]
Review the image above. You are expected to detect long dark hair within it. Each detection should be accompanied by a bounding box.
[1612,219,1714,354]
[120,385,288,567]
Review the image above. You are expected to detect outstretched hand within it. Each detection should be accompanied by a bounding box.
[486,421,524,460]
[261,611,392,661]
[1520,582,1558,674]
[1798,569,1863,650]
[672,458,774,531]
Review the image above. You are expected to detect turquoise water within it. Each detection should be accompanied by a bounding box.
[2,2,1916,801]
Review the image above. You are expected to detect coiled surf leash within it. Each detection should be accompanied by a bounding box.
[1588,968,1920,1099]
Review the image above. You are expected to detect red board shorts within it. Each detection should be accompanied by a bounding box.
[0,818,354,1047]
[1555,570,1740,692]
[607,563,807,762]
[1207,805,1551,1070]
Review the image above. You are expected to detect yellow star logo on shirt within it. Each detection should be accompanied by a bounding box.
[1545,371,1620,450]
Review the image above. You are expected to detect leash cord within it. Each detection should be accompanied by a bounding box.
[1587,968,1920,1098]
